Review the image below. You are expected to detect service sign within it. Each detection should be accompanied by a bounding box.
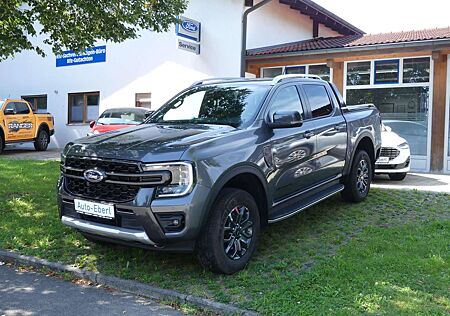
[176,16,201,42]
[178,39,200,55]
[56,45,106,67]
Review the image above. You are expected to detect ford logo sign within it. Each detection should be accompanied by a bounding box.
[84,169,106,183]
[182,21,198,33]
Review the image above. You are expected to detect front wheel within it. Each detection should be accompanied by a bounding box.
[389,173,407,181]
[196,188,260,274]
[0,133,4,154]
[34,129,50,151]
[341,150,372,203]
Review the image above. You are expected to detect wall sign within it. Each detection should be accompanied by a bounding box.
[176,16,201,42]
[56,45,106,67]
[178,39,200,55]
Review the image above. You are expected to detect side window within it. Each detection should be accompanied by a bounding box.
[4,102,16,113]
[269,86,304,118]
[303,84,333,118]
[15,102,31,114]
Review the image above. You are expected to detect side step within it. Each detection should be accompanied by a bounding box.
[268,183,344,224]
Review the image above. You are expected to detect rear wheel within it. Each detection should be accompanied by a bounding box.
[34,129,50,151]
[0,133,4,154]
[196,188,260,274]
[341,150,372,202]
[389,172,407,181]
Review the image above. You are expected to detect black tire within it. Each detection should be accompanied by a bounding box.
[196,188,260,275]
[341,150,372,203]
[389,173,407,181]
[0,133,4,154]
[34,129,50,151]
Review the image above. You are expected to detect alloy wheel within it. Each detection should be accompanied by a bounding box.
[356,159,369,194]
[223,205,253,260]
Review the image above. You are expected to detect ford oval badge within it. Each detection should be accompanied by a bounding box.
[182,21,198,33]
[84,169,106,183]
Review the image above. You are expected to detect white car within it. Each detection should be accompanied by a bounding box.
[375,124,411,181]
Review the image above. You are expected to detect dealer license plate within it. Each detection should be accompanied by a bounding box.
[376,157,390,164]
[74,199,115,219]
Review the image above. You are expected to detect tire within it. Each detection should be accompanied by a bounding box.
[0,133,4,154]
[34,129,50,151]
[196,188,260,274]
[341,150,372,203]
[389,172,407,181]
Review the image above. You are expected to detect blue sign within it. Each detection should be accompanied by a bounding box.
[56,45,106,67]
[176,16,201,42]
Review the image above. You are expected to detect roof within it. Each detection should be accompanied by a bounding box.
[247,27,450,57]
[279,0,364,36]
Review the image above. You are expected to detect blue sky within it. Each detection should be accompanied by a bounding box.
[313,0,450,34]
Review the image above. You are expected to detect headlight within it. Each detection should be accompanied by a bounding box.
[398,142,409,149]
[60,143,74,164]
[142,162,194,198]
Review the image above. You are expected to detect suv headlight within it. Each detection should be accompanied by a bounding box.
[142,162,195,198]
[398,142,409,149]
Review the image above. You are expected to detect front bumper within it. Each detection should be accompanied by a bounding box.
[58,177,211,252]
[375,147,410,174]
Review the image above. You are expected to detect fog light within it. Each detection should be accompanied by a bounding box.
[155,214,185,233]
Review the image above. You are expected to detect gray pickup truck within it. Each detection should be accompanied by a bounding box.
[58,75,382,274]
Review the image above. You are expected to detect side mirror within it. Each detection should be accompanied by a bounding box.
[4,108,15,115]
[89,121,96,128]
[267,111,303,129]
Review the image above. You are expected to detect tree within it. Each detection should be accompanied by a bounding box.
[0,0,188,60]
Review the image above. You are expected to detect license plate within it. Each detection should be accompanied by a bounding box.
[376,157,390,164]
[74,199,115,219]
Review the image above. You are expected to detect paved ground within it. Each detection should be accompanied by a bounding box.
[0,265,184,316]
[373,172,450,194]
[1,144,61,161]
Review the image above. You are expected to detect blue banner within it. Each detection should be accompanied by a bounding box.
[56,46,106,67]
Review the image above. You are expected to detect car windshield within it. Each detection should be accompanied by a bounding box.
[97,109,148,125]
[146,83,270,128]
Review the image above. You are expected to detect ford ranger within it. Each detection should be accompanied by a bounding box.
[0,99,55,153]
[58,75,382,274]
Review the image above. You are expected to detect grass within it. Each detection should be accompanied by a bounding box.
[0,159,449,315]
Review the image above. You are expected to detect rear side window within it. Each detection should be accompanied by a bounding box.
[15,102,30,114]
[4,102,15,113]
[303,84,333,118]
[269,86,304,118]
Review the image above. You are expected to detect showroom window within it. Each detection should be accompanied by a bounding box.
[261,64,331,81]
[136,93,152,109]
[22,95,47,113]
[345,57,432,158]
[68,92,100,124]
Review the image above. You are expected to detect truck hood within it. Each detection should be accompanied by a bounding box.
[381,130,407,148]
[66,123,235,162]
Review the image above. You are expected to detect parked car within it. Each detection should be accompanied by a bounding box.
[0,98,55,154]
[375,124,410,181]
[88,107,152,135]
[58,75,382,274]
[382,119,427,156]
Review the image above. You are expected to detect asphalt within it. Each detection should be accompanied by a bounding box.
[373,172,450,193]
[0,265,184,316]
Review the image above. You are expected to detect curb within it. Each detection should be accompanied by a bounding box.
[0,249,259,316]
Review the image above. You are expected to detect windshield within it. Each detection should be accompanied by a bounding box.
[98,109,147,125]
[146,83,270,128]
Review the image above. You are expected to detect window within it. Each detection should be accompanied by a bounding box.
[4,102,15,114]
[303,84,333,118]
[262,67,283,78]
[309,65,331,81]
[269,86,304,117]
[15,102,31,114]
[347,61,371,86]
[285,66,306,75]
[68,92,100,124]
[403,57,430,83]
[136,93,152,109]
[22,95,47,113]
[374,60,399,84]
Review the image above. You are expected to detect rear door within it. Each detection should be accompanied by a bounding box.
[300,83,347,180]
[3,101,35,141]
[265,84,318,203]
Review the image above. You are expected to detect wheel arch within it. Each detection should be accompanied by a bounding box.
[35,122,50,139]
[0,126,5,148]
[346,135,376,178]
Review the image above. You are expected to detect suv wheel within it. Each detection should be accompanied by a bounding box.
[197,188,260,274]
[389,172,407,181]
[341,150,372,202]
[0,133,4,154]
[34,129,50,151]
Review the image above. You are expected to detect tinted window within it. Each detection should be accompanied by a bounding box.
[303,84,333,118]
[374,60,399,84]
[403,57,430,83]
[262,67,283,78]
[347,61,371,86]
[15,102,30,114]
[309,64,331,81]
[4,102,15,113]
[269,86,304,118]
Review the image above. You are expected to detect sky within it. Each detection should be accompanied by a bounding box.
[312,0,450,34]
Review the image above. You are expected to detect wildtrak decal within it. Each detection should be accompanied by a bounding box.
[8,121,33,133]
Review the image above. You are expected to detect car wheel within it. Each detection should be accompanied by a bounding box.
[0,133,4,154]
[341,150,372,203]
[196,188,260,274]
[34,129,50,151]
[389,173,407,181]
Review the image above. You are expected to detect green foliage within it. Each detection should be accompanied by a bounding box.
[0,0,188,60]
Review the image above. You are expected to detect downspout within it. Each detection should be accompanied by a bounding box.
[241,0,274,77]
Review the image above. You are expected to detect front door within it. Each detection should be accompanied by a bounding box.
[265,84,318,203]
[3,101,35,141]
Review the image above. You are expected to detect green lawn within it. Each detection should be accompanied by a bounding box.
[0,159,449,315]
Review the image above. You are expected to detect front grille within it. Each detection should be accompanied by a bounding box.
[65,157,141,174]
[380,147,400,160]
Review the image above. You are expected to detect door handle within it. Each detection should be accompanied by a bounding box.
[334,123,347,131]
[304,130,315,139]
